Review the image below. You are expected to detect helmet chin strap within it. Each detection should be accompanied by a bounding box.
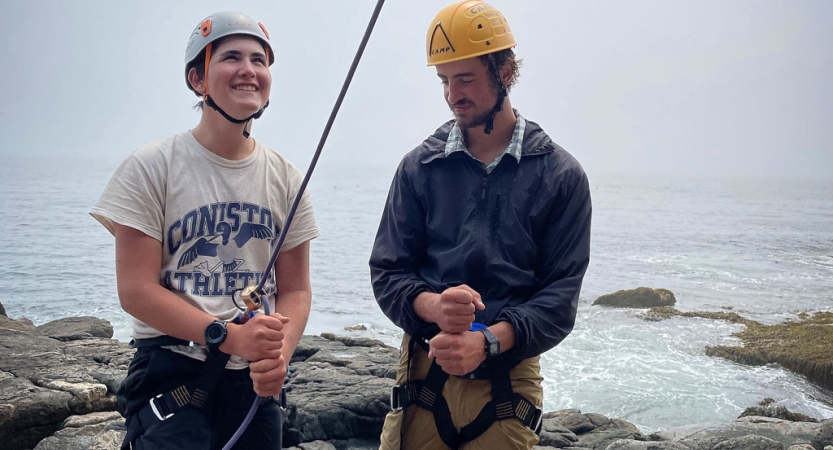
[203,95,269,138]
[200,42,268,139]
[483,85,507,135]
[483,53,508,135]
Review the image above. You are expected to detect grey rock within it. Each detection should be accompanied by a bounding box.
[33,417,125,450]
[0,315,35,332]
[34,316,114,341]
[711,434,783,450]
[674,416,823,450]
[603,440,691,449]
[540,410,645,450]
[62,411,123,428]
[811,419,833,449]
[286,440,337,450]
[546,409,601,434]
[539,430,580,448]
[0,316,131,450]
[326,438,380,450]
[741,399,819,423]
[2,312,832,450]
[592,287,677,308]
[0,374,74,450]
[281,334,399,447]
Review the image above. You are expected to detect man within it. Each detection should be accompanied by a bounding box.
[369,1,591,449]
[91,12,318,449]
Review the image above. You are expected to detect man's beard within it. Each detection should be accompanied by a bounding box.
[448,100,491,129]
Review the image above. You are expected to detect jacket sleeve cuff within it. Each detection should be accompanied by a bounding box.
[400,285,436,336]
[494,310,530,360]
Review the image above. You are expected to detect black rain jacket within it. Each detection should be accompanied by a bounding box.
[369,117,592,364]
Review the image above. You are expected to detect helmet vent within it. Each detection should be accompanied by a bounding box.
[200,19,212,37]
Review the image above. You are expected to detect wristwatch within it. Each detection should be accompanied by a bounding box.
[478,328,500,359]
[204,320,228,352]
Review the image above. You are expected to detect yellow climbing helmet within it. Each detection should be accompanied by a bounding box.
[426,0,516,66]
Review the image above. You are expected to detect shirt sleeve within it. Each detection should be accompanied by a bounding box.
[280,165,319,251]
[89,145,167,241]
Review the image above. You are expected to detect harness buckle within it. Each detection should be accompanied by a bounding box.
[149,394,174,421]
[390,385,403,411]
[530,405,543,433]
[275,386,287,409]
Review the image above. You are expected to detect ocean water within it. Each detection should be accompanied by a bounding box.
[1,154,831,433]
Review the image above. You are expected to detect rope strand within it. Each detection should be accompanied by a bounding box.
[222,1,386,447]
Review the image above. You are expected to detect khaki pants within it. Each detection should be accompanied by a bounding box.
[379,334,543,450]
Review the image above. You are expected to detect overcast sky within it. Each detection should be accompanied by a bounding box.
[1,0,831,180]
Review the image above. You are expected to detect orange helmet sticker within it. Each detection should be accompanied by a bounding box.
[203,41,213,95]
[258,22,270,40]
[200,19,212,37]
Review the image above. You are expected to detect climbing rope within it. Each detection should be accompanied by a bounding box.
[222,1,387,447]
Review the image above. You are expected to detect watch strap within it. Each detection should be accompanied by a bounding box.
[478,328,500,359]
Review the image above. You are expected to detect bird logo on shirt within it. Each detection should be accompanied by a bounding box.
[177,222,273,271]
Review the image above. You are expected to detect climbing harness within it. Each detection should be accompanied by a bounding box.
[127,2,387,448]
[126,336,230,438]
[389,327,543,449]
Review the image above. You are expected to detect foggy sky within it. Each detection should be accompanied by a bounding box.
[1,0,831,180]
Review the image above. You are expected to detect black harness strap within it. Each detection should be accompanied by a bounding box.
[130,335,191,348]
[421,362,458,448]
[459,389,543,443]
[391,334,543,449]
[129,336,232,427]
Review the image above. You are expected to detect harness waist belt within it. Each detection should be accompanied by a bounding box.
[129,336,231,427]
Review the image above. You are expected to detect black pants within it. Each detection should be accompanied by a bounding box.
[119,346,283,450]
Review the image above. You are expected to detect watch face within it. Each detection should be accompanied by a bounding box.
[481,329,499,358]
[206,321,227,345]
[207,325,222,342]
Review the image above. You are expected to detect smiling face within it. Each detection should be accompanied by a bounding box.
[194,35,272,118]
[436,56,501,130]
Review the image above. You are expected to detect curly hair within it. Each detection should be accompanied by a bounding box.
[479,48,522,92]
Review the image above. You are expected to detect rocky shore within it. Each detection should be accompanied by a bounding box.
[2,296,832,450]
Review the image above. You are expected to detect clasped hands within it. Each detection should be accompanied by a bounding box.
[224,313,290,397]
[426,285,489,376]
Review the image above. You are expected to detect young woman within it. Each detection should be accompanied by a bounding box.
[91,12,318,449]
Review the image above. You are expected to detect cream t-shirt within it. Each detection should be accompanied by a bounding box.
[91,131,319,368]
